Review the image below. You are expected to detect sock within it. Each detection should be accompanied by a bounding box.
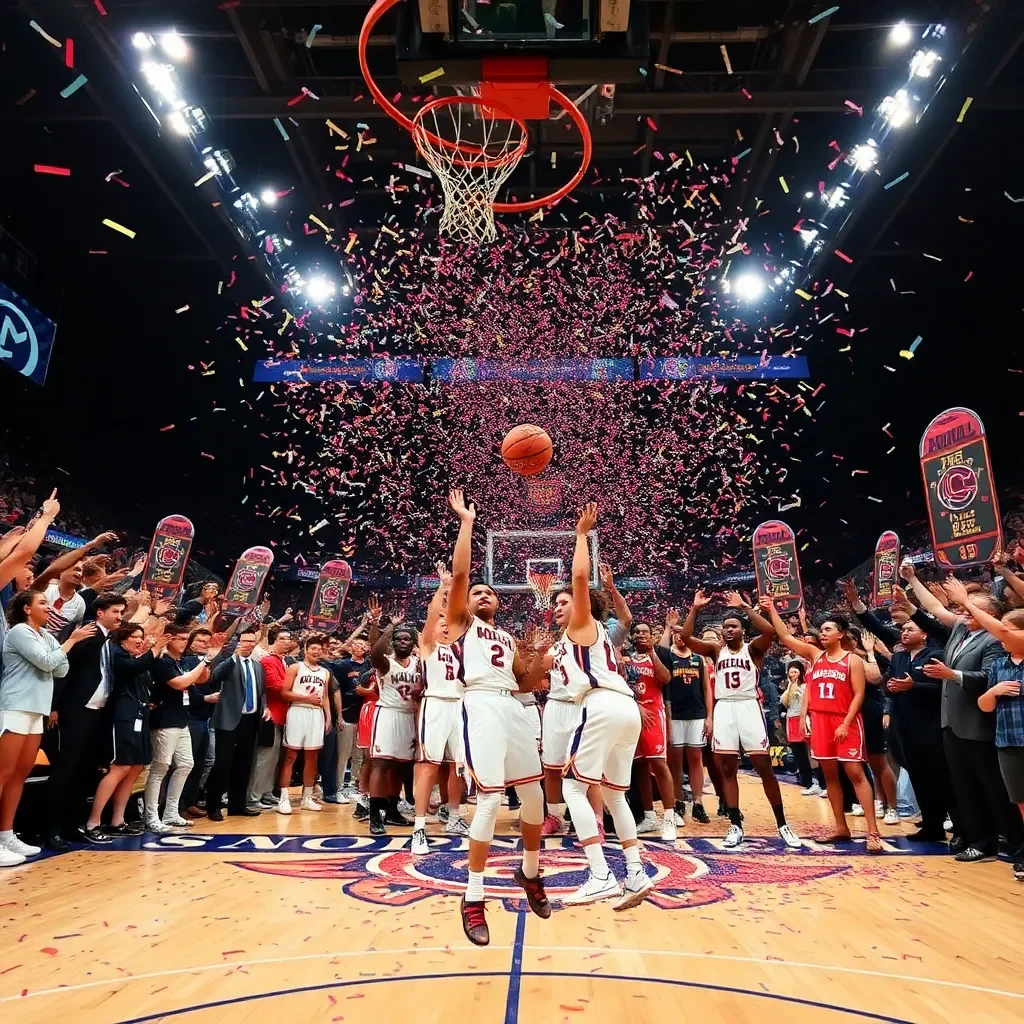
[302,786,313,801]
[623,845,642,870]
[370,796,387,822]
[521,847,539,878]
[414,815,426,832]
[727,807,743,828]
[466,869,485,902]
[549,802,565,819]
[0,830,13,842]
[447,801,460,815]
[771,803,787,828]
[583,842,609,878]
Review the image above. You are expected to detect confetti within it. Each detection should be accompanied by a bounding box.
[808,5,840,24]
[33,164,71,176]
[194,169,217,187]
[59,74,89,98]
[899,336,923,360]
[956,96,973,123]
[306,23,323,47]
[653,64,683,75]
[833,249,853,264]
[779,176,789,194]
[883,171,909,190]
[29,20,62,47]
[65,38,74,68]
[273,117,290,141]
[101,218,136,239]
[794,288,813,301]
[419,67,446,84]
[719,45,733,75]
[175,305,190,314]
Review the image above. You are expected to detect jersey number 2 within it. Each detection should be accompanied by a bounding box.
[490,644,506,669]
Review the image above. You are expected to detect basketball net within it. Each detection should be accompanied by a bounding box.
[527,570,559,613]
[412,99,527,244]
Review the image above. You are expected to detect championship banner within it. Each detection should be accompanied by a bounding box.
[752,520,803,615]
[919,407,1003,568]
[223,546,274,617]
[638,356,810,381]
[307,559,353,632]
[253,358,424,384]
[872,531,901,607]
[141,515,194,603]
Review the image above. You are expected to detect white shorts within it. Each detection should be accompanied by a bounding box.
[712,699,769,755]
[417,697,463,764]
[284,705,326,750]
[461,689,543,793]
[541,699,582,769]
[564,687,641,791]
[0,710,44,736]
[371,705,417,761]
[670,718,707,748]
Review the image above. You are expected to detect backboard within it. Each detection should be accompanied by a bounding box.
[485,529,600,593]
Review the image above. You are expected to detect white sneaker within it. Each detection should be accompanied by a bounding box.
[444,815,471,836]
[943,816,953,831]
[613,868,654,911]
[1,834,40,857]
[300,796,323,812]
[277,793,293,815]
[884,808,899,826]
[672,810,686,826]
[723,824,744,848]
[660,818,678,842]
[162,816,193,829]
[851,803,865,817]
[636,816,660,834]
[334,792,352,804]
[543,12,565,30]
[145,819,171,834]
[411,828,429,855]
[778,824,802,850]
[800,782,822,796]
[313,784,324,802]
[397,799,414,815]
[562,871,621,905]
[0,846,26,867]
[874,800,885,815]
[357,794,370,809]
[818,788,829,799]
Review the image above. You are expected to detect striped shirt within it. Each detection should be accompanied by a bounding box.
[985,653,1024,748]
[44,583,85,636]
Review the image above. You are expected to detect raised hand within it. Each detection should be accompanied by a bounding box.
[664,608,680,629]
[152,598,173,617]
[692,589,712,610]
[723,590,747,609]
[942,575,970,607]
[841,578,858,605]
[757,595,775,613]
[70,623,98,644]
[898,559,915,581]
[576,502,598,535]
[92,530,118,547]
[598,562,615,590]
[367,595,382,623]
[861,631,876,653]
[448,489,476,523]
[41,489,60,519]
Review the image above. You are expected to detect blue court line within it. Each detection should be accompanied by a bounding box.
[503,911,527,1024]
[114,969,918,1024]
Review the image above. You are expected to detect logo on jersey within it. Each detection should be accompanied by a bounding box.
[764,554,792,582]
[936,463,978,512]
[229,837,848,912]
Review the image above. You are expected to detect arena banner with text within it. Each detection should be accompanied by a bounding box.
[432,358,634,383]
[752,520,803,615]
[919,407,1002,569]
[141,515,194,603]
[307,559,353,632]
[253,358,424,383]
[872,531,901,607]
[43,528,89,549]
[638,356,809,380]
[223,546,274,617]
[0,279,57,385]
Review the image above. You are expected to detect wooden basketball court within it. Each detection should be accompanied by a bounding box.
[2,775,1021,1023]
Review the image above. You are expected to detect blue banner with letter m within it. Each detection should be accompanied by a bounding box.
[0,280,57,386]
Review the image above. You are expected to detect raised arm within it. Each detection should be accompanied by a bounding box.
[163,659,210,691]
[842,579,901,648]
[760,597,822,663]
[992,550,1024,604]
[568,503,599,644]
[900,561,958,628]
[678,590,719,658]
[946,576,1024,657]
[725,590,775,656]
[370,619,396,677]
[421,562,452,654]
[599,561,632,645]
[445,489,476,635]
[0,492,61,590]
[32,530,118,591]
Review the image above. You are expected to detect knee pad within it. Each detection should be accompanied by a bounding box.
[562,777,599,840]
[514,781,544,825]
[602,786,637,843]
[468,790,502,842]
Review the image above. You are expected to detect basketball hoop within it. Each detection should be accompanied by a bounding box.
[526,570,560,612]
[412,96,529,244]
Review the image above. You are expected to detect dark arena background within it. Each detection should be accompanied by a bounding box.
[2,1,1024,1021]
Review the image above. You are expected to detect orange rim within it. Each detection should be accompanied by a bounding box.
[412,95,530,170]
[359,0,592,213]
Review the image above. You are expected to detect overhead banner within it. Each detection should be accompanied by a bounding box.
[638,356,809,380]
[432,358,634,382]
[253,358,424,383]
[752,519,803,615]
[44,529,89,549]
[919,407,1002,568]
[872,531,901,607]
[0,280,57,386]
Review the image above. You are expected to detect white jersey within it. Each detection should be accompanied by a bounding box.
[459,615,518,692]
[546,643,575,703]
[293,663,329,703]
[378,654,420,712]
[552,621,633,702]
[422,643,463,701]
[714,642,760,702]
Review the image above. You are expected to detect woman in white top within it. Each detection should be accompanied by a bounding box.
[0,589,95,865]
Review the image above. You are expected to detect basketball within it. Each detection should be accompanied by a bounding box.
[501,424,553,476]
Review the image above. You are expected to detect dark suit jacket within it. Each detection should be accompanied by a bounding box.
[911,610,1003,742]
[52,624,112,715]
[209,653,266,731]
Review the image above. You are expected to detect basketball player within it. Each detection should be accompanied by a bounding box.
[660,609,714,825]
[367,613,420,835]
[549,502,654,908]
[411,564,470,855]
[679,591,801,850]
[762,599,883,852]
[624,623,678,841]
[277,636,332,814]
[446,489,549,946]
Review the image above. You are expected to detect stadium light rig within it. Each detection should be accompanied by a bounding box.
[888,22,913,47]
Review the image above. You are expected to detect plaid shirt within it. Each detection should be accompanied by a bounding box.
[985,653,1024,748]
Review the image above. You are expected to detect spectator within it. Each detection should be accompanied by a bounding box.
[178,628,218,819]
[250,625,295,809]
[0,589,95,865]
[780,661,816,792]
[328,637,372,801]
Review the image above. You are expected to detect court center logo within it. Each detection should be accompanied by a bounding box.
[230,837,847,912]
[936,463,978,512]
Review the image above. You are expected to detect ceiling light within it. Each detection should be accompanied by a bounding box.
[733,273,765,302]
[305,276,336,304]
[849,142,878,172]
[909,49,939,78]
[132,32,153,50]
[879,90,913,128]
[889,22,913,46]
[159,31,189,62]
[166,110,190,135]
[139,60,178,103]
[260,188,278,206]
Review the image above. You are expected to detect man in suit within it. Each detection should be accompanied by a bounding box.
[903,565,1024,861]
[206,628,268,821]
[44,593,128,850]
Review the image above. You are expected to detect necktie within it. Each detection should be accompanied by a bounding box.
[242,658,255,713]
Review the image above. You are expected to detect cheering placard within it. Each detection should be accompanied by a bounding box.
[308,560,353,632]
[752,520,803,615]
[141,515,194,603]
[872,531,901,607]
[919,408,1002,568]
[223,546,274,617]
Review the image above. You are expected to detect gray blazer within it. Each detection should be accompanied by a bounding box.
[913,614,1003,742]
[209,654,266,731]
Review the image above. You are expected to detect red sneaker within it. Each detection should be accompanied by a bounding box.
[540,814,562,835]
[460,898,489,946]
[513,867,552,919]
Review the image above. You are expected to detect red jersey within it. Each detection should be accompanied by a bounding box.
[627,653,664,711]
[806,651,855,715]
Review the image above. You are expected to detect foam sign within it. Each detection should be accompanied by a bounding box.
[223,546,275,616]
[872,531,901,607]
[307,559,353,632]
[141,515,195,603]
[752,519,803,615]
[919,408,1002,568]
[0,280,57,385]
